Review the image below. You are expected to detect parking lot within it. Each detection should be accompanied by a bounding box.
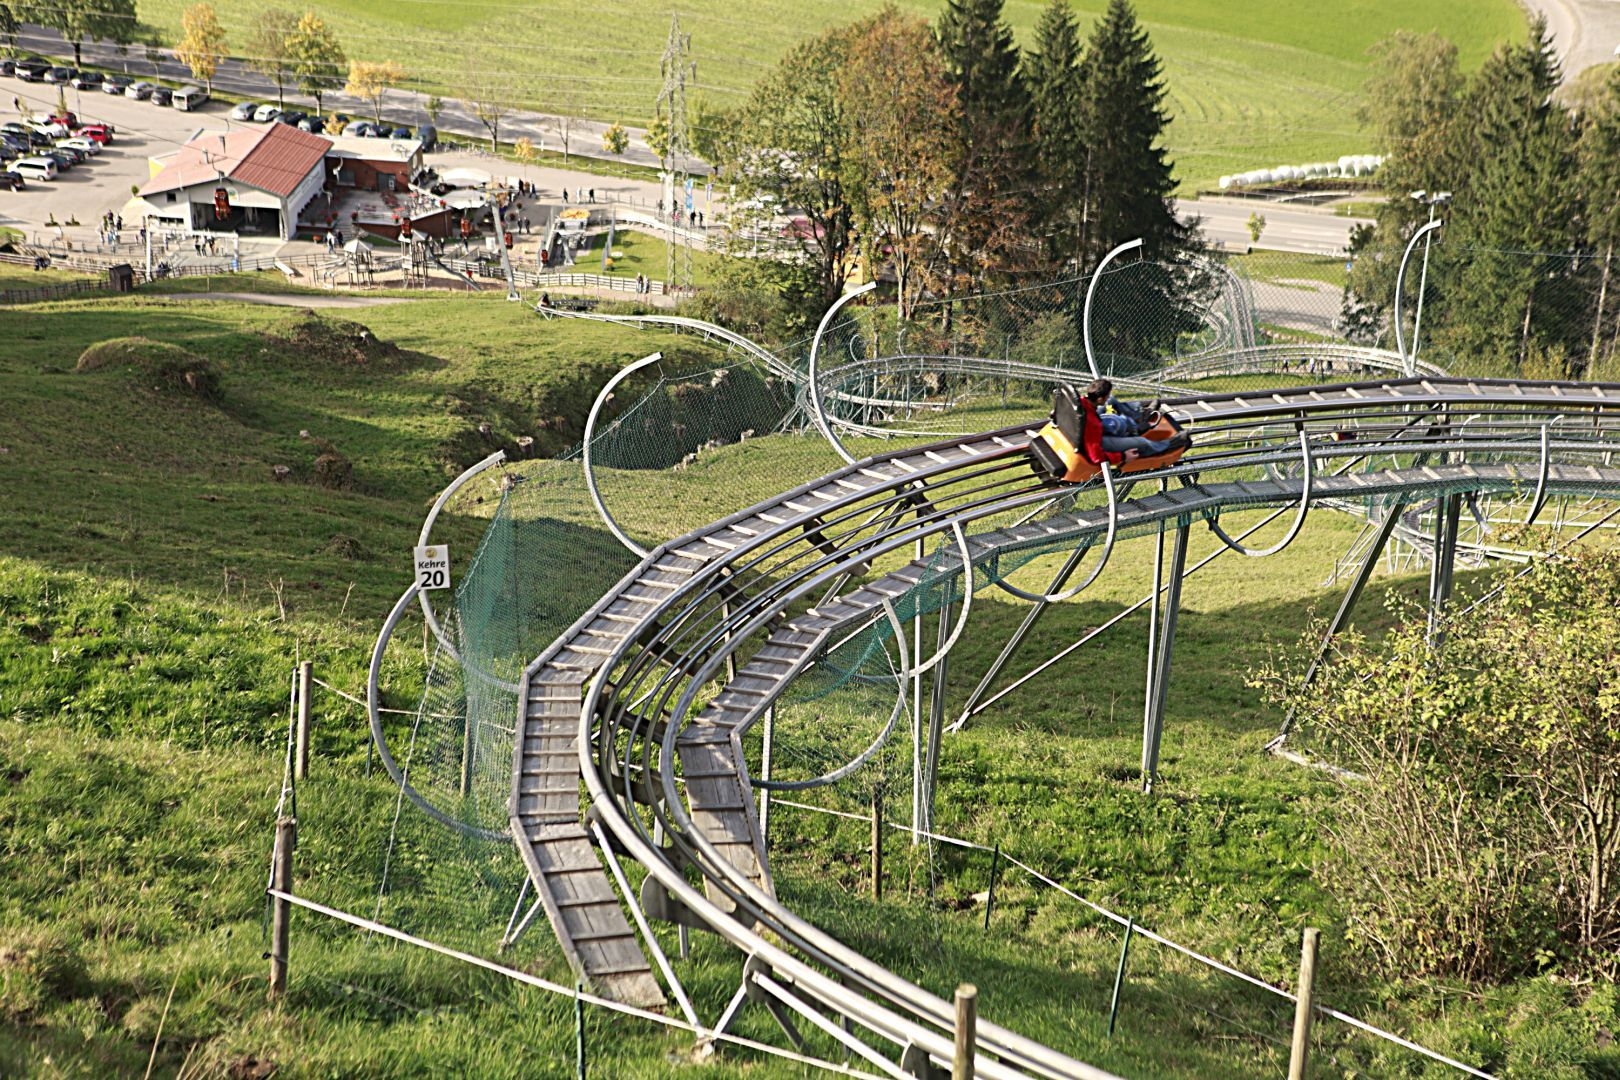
[1,74,287,253]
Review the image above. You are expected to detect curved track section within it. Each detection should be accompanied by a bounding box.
[502,376,1620,1073]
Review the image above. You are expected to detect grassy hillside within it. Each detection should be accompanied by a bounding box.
[120,0,1525,191]
[2,286,1615,1077]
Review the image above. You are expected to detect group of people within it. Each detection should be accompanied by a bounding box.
[97,212,124,247]
[562,188,596,203]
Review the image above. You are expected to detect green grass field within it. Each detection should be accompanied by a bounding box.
[123,0,1525,192]
[2,283,1614,1077]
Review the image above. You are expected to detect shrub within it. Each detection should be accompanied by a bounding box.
[1258,544,1620,981]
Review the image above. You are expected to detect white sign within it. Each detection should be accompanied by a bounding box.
[413,544,451,591]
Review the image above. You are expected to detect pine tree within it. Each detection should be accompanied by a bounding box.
[1077,0,1188,265]
[1025,0,1087,269]
[1075,0,1202,363]
[934,0,1034,291]
[1578,73,1620,374]
[1436,19,1579,372]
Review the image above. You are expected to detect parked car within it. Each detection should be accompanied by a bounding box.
[417,124,437,152]
[57,136,100,156]
[252,103,280,122]
[75,124,113,144]
[11,156,58,181]
[44,66,75,84]
[0,169,24,191]
[15,58,50,82]
[341,120,368,136]
[0,136,29,157]
[150,87,173,106]
[229,100,259,121]
[103,75,132,95]
[296,115,322,133]
[48,111,77,129]
[125,81,154,100]
[70,71,102,90]
[0,59,15,78]
[6,126,52,148]
[172,85,207,110]
[41,148,76,170]
[30,120,68,139]
[276,110,306,127]
[48,144,85,166]
[1,122,30,137]
[388,126,411,139]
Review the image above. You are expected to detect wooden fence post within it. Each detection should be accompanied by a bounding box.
[953,984,977,1080]
[269,816,296,1000]
[1288,927,1320,1080]
[294,661,313,782]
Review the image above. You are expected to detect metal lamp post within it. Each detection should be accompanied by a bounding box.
[1407,190,1451,364]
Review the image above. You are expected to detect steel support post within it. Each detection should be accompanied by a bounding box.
[958,541,1091,721]
[1141,523,1190,793]
[1427,493,1462,642]
[923,592,952,840]
[911,537,924,846]
[1282,498,1409,734]
[1142,521,1166,756]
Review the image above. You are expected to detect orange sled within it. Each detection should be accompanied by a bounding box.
[1029,386,1189,484]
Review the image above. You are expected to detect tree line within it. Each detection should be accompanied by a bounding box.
[1346,19,1620,377]
[707,0,1199,338]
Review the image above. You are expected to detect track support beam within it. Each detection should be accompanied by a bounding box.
[1427,493,1463,643]
[1141,522,1189,793]
[1281,497,1410,735]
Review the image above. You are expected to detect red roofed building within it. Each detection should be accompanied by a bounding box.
[137,124,333,240]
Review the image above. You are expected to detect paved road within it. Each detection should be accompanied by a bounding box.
[1181,198,1368,257]
[1522,0,1620,82]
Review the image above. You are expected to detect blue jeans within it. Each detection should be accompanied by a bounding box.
[1102,432,1177,456]
[1098,398,1149,437]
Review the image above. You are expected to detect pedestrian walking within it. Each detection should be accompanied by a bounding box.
[588,188,595,202]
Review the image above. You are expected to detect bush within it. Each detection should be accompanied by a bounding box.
[1259,544,1620,982]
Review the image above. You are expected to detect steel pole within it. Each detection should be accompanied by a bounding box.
[1393,219,1443,374]
[1411,203,1436,362]
[1142,523,1189,793]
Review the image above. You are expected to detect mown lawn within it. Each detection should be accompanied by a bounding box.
[117,0,1524,191]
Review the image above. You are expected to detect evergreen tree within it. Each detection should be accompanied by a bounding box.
[935,0,1034,291]
[1076,0,1202,363]
[1076,0,1188,265]
[1436,20,1579,372]
[1024,0,1087,269]
[1577,72,1620,375]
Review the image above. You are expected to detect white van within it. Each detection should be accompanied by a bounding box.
[12,156,58,181]
[173,86,209,111]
